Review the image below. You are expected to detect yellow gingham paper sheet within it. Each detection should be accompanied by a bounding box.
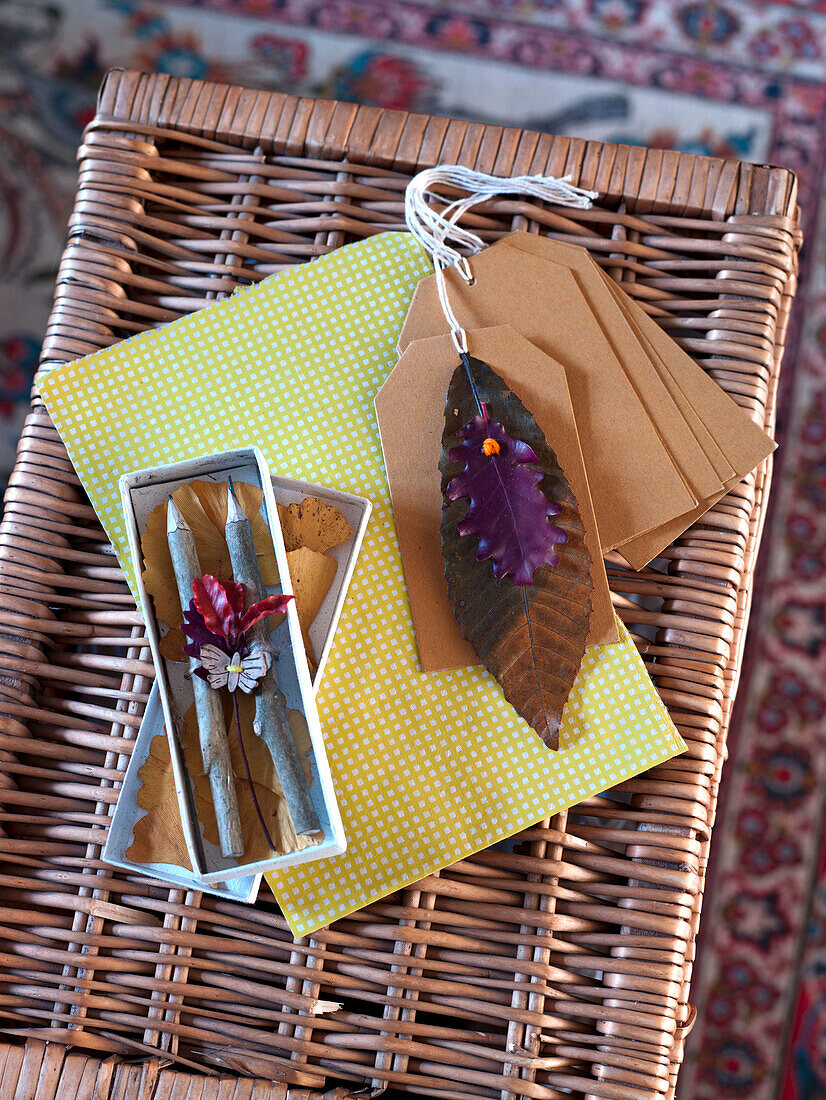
[39,231,685,937]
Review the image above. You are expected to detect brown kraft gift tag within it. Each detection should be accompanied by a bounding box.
[399,246,697,555]
[376,324,617,674]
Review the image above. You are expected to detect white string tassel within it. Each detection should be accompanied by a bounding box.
[405,165,598,353]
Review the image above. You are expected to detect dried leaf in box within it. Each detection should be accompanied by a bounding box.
[286,547,338,666]
[440,355,593,750]
[278,497,352,553]
[127,732,194,870]
[142,479,279,661]
[127,695,316,868]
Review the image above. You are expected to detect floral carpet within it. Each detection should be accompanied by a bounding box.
[1,1,825,1096]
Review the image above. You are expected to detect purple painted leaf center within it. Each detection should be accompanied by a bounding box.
[446,414,568,585]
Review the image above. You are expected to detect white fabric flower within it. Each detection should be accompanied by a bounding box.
[198,644,270,693]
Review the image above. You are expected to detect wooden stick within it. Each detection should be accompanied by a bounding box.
[225,480,320,835]
[166,496,244,858]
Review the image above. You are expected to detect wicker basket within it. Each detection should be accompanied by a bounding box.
[0,69,800,1099]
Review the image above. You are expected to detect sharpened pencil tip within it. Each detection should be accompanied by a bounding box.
[225,477,246,524]
[166,494,189,534]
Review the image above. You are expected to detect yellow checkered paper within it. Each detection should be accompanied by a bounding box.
[39,232,685,937]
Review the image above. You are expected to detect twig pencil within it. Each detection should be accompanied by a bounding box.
[225,479,320,835]
[167,496,244,858]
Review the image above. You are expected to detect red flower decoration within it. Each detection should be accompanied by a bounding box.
[183,574,293,659]
[193,574,245,641]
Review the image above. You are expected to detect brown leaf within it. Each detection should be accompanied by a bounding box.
[286,547,337,666]
[126,697,317,870]
[159,626,188,663]
[127,732,193,870]
[440,355,593,749]
[278,497,353,554]
[142,479,279,660]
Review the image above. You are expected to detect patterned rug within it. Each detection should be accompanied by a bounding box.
[2,1,825,1095]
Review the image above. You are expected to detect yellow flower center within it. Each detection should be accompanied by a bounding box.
[226,664,245,674]
[482,437,500,456]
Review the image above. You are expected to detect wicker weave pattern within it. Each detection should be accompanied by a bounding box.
[0,70,799,1099]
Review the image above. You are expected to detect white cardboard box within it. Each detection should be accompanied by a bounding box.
[115,448,370,887]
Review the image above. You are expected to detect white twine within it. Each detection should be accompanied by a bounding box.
[405,165,598,354]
